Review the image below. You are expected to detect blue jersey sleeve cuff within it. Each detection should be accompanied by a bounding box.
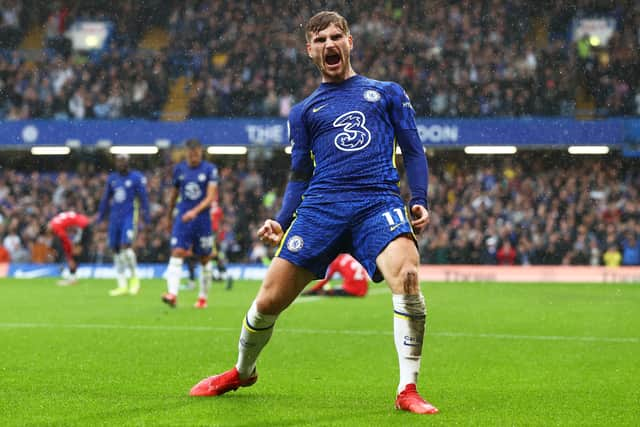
[409,197,428,209]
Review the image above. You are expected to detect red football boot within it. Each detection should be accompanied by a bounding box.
[193,297,207,309]
[395,384,439,414]
[161,293,177,308]
[190,367,257,397]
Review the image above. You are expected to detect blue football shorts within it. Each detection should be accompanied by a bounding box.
[108,214,135,251]
[276,194,416,281]
[171,214,213,256]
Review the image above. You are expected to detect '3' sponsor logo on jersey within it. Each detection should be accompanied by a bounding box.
[333,111,371,152]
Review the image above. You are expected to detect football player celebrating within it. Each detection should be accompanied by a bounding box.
[190,11,437,415]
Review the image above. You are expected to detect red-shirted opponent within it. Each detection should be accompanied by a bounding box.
[209,201,233,289]
[48,211,91,285]
[302,253,369,297]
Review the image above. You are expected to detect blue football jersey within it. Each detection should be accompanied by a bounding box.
[172,160,218,215]
[97,170,150,223]
[288,74,417,202]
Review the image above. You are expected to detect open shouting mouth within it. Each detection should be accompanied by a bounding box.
[324,51,341,70]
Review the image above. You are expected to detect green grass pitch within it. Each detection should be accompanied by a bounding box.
[0,277,638,426]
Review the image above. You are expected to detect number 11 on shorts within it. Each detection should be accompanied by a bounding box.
[382,208,406,231]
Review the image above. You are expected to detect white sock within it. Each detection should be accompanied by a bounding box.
[166,257,183,296]
[393,293,426,394]
[236,300,278,379]
[123,248,138,278]
[198,261,213,299]
[114,252,127,289]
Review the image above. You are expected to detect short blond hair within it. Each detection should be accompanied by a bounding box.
[305,11,350,42]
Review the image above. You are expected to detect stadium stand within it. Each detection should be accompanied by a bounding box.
[160,0,640,119]
[1,0,638,120]
[0,153,638,266]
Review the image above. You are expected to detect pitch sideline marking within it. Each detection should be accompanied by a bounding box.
[0,322,637,343]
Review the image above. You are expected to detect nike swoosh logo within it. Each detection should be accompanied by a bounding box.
[312,104,328,113]
[390,223,403,232]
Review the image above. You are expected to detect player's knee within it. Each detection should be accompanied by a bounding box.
[171,248,188,258]
[399,265,420,295]
[254,296,283,316]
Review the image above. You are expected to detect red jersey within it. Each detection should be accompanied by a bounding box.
[49,211,90,232]
[496,244,517,265]
[48,211,90,262]
[325,254,369,296]
[210,205,223,233]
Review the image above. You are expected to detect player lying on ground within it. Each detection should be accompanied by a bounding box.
[189,11,438,415]
[302,253,368,297]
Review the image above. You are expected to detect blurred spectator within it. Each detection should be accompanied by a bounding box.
[248,241,268,264]
[496,240,517,265]
[0,243,9,263]
[31,232,56,263]
[3,220,29,262]
[0,0,22,48]
[621,233,640,265]
[589,239,602,266]
[448,237,469,265]
[483,237,498,265]
[428,230,450,265]
[603,244,622,267]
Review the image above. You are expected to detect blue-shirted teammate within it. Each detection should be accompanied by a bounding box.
[190,11,438,415]
[162,139,219,309]
[96,153,151,296]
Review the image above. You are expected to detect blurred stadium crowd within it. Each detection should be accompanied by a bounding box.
[0,155,639,266]
[417,155,640,266]
[0,0,639,267]
[0,155,284,266]
[0,0,639,119]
